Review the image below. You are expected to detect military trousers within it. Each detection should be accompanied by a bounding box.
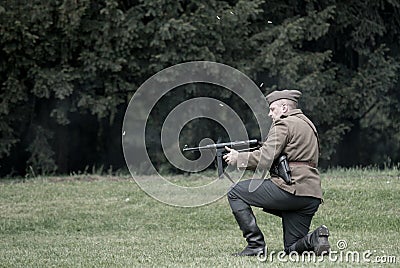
[227,179,321,252]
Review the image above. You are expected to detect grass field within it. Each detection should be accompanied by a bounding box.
[1,168,399,267]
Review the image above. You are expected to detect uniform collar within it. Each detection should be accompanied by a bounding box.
[280,109,303,118]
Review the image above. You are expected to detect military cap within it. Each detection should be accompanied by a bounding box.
[266,89,302,105]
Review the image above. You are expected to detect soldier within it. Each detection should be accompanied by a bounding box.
[223,89,330,256]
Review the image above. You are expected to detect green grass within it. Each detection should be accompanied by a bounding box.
[1,169,399,267]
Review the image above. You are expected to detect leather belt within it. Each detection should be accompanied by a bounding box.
[289,161,317,168]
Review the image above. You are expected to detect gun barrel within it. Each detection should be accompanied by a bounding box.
[182,143,216,151]
[182,139,258,152]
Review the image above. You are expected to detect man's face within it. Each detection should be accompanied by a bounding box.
[268,101,285,121]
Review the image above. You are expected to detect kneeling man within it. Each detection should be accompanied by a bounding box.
[223,89,330,256]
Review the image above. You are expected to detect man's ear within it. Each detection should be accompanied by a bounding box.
[282,103,288,113]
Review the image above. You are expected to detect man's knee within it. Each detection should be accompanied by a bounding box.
[227,181,248,200]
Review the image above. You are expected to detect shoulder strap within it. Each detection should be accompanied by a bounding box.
[293,115,320,154]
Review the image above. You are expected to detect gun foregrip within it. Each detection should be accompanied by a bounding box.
[216,148,224,178]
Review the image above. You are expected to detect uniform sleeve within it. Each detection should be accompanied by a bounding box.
[237,120,289,170]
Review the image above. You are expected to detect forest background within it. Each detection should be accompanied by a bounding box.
[1,0,400,176]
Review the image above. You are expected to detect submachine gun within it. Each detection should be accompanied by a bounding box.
[182,140,260,182]
[183,139,293,184]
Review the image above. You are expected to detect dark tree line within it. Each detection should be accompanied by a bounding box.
[1,0,400,176]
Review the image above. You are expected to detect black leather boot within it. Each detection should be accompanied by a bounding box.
[289,225,330,255]
[232,208,265,256]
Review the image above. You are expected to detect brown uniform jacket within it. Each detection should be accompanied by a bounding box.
[237,109,322,199]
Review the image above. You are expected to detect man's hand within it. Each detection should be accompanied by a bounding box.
[223,146,238,166]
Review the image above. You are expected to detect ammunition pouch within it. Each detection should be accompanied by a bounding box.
[270,155,292,185]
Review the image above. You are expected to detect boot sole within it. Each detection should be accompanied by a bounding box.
[314,225,330,256]
[317,225,329,236]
